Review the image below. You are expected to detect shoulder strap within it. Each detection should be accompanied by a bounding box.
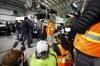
[50,53,57,66]
[58,44,70,57]
[58,44,66,56]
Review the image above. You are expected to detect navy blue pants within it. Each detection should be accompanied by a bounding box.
[22,33,31,46]
[16,30,20,39]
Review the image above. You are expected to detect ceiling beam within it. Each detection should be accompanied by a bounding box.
[39,0,51,8]
[39,0,68,14]
[50,0,69,8]
[48,0,74,15]
[62,3,69,13]
[47,0,54,6]
[52,0,68,16]
[6,0,25,8]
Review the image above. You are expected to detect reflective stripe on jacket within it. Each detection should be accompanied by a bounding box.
[57,44,73,66]
[74,22,100,57]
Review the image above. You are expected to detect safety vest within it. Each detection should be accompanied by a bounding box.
[57,44,73,66]
[46,22,54,35]
[74,22,100,57]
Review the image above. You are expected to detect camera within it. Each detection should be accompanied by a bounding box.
[20,45,26,53]
[68,3,81,18]
[1,41,28,66]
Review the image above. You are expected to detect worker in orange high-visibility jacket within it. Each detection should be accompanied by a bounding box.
[73,0,100,66]
[46,20,54,46]
[74,22,100,66]
[74,22,100,57]
[54,34,73,66]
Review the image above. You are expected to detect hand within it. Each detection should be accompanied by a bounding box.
[68,14,74,18]
[41,31,43,33]
[21,52,26,62]
[65,32,69,35]
[80,10,83,16]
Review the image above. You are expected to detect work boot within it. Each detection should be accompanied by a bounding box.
[21,43,24,45]
[28,45,33,48]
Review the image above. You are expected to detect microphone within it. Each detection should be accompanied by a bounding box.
[13,41,18,49]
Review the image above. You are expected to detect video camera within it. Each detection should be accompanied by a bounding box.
[0,41,27,66]
[20,44,26,57]
[69,3,81,18]
[20,44,26,52]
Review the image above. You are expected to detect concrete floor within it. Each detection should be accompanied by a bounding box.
[0,33,38,65]
[0,33,100,66]
[0,33,74,66]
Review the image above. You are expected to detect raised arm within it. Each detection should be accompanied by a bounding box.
[73,0,100,34]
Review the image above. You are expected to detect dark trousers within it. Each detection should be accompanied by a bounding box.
[69,40,74,60]
[16,30,20,39]
[30,30,33,43]
[22,33,31,46]
[75,49,100,66]
[37,29,43,40]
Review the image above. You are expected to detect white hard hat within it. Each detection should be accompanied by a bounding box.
[36,41,48,53]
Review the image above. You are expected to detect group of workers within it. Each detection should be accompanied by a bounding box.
[1,0,100,66]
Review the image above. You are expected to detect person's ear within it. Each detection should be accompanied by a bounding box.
[35,51,42,59]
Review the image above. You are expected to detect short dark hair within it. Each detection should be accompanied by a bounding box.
[24,17,28,20]
[57,34,66,41]
[37,18,40,20]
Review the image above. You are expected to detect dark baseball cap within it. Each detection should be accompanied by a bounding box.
[58,34,66,40]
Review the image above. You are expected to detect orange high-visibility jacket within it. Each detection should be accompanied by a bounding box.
[74,22,100,57]
[46,22,54,35]
[57,44,73,66]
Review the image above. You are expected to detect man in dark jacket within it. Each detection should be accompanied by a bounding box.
[5,21,11,35]
[73,0,100,66]
[28,20,34,43]
[21,17,33,48]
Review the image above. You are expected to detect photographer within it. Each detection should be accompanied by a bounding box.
[2,49,28,66]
